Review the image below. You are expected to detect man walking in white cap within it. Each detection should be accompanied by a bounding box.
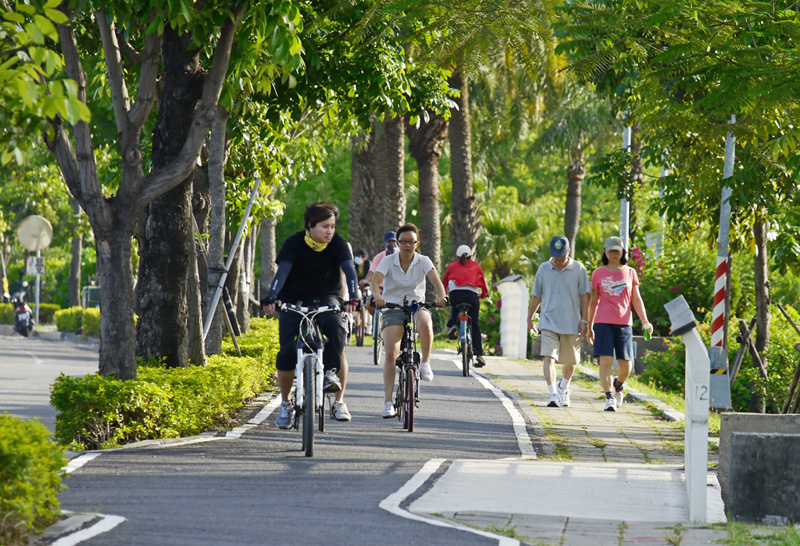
[527,235,591,407]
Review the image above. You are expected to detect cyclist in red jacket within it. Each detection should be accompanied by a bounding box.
[442,245,489,367]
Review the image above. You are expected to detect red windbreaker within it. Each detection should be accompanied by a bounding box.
[442,259,488,298]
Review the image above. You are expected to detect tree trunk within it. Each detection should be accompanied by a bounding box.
[136,26,204,368]
[205,105,229,354]
[236,232,255,334]
[448,70,479,259]
[407,113,448,280]
[380,114,406,236]
[260,213,278,291]
[96,223,138,379]
[564,154,585,257]
[187,224,206,366]
[349,126,379,255]
[754,217,771,353]
[68,199,83,307]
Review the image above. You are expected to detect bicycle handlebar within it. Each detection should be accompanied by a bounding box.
[280,302,341,314]
[381,299,446,311]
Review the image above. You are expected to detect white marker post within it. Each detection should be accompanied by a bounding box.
[664,295,709,522]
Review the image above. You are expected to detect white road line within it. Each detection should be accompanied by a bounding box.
[63,452,101,474]
[379,458,521,546]
[50,514,126,546]
[447,358,537,460]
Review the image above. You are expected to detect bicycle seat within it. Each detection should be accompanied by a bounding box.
[456,303,472,312]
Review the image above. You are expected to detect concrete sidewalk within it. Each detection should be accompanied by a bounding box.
[411,355,729,545]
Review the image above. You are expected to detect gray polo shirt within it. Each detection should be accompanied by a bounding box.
[531,258,591,335]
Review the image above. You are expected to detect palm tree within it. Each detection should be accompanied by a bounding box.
[532,81,615,255]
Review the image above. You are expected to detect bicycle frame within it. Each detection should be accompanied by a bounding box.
[281,303,338,424]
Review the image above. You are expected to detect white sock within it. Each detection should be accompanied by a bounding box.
[559,378,571,390]
[548,384,557,396]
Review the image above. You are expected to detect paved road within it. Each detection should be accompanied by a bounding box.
[0,331,99,432]
[57,346,526,545]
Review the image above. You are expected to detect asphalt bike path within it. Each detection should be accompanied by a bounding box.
[5,330,731,545]
[53,346,523,546]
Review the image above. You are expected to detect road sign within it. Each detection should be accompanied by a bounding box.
[26,256,45,276]
[17,215,53,251]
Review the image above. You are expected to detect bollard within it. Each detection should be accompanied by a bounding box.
[494,275,529,359]
[664,295,709,523]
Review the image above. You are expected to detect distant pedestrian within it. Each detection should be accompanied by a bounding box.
[587,236,653,412]
[527,235,591,408]
[358,231,397,288]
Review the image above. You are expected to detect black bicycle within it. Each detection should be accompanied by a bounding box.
[281,302,339,457]
[456,302,473,377]
[382,298,442,432]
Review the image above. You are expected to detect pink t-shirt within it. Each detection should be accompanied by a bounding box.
[591,265,639,325]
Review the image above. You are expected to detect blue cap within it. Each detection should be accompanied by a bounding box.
[550,235,569,257]
[384,231,397,243]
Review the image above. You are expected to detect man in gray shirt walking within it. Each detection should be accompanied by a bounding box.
[527,235,591,407]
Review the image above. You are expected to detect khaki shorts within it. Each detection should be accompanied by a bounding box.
[540,329,581,365]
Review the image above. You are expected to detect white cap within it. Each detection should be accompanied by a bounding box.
[456,244,472,257]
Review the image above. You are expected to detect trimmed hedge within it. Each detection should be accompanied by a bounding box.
[81,308,100,338]
[0,414,65,546]
[54,307,83,332]
[0,303,60,325]
[0,303,13,325]
[51,317,279,450]
[37,304,61,325]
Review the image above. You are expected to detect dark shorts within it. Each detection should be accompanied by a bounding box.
[592,323,633,361]
[276,297,345,372]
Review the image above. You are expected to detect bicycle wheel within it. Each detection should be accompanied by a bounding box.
[373,312,383,366]
[355,308,365,346]
[396,365,407,428]
[303,355,315,457]
[405,367,416,432]
[462,333,470,377]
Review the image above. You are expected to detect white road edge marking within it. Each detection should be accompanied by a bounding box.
[379,458,521,546]
[50,513,126,546]
[448,358,536,460]
[57,395,281,544]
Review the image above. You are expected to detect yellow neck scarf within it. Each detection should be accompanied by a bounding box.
[304,230,328,252]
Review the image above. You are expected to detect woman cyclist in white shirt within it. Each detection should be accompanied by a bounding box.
[370,223,447,418]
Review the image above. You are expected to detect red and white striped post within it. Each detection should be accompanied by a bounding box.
[708,116,736,409]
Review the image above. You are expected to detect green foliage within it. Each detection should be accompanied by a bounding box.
[479,290,502,356]
[0,303,12,325]
[640,306,800,413]
[54,307,83,332]
[51,318,279,450]
[37,304,60,325]
[81,308,100,338]
[0,0,89,166]
[0,414,65,545]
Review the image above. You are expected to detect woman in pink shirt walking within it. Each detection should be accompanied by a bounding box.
[587,236,653,412]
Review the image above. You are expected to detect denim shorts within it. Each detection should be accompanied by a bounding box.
[381,308,430,328]
[592,323,633,361]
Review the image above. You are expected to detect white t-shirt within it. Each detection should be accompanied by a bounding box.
[375,251,434,305]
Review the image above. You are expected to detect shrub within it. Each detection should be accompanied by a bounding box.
[82,308,100,338]
[640,305,800,413]
[0,414,65,546]
[37,304,61,325]
[0,303,12,325]
[54,307,83,332]
[51,317,279,450]
[479,290,502,356]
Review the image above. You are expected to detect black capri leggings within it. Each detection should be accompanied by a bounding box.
[448,290,483,357]
[276,297,345,372]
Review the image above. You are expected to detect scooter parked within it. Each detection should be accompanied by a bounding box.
[10,286,34,337]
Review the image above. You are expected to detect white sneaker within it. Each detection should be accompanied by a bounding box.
[557,384,570,407]
[614,388,624,409]
[547,393,560,407]
[420,362,434,381]
[332,401,351,421]
[604,397,617,412]
[382,401,396,419]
